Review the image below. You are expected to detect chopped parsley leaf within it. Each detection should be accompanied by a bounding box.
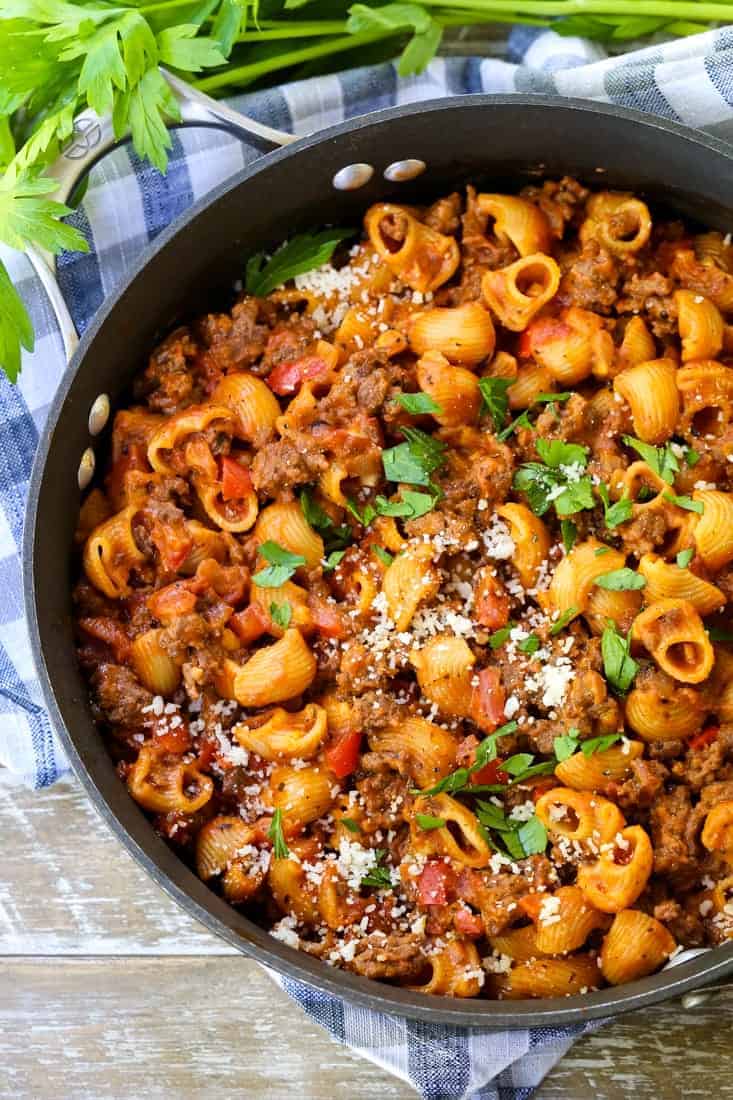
[550,606,578,635]
[561,518,577,553]
[361,850,393,889]
[663,492,705,514]
[478,376,513,432]
[601,620,639,694]
[395,391,443,416]
[594,567,646,591]
[554,728,581,761]
[676,548,694,569]
[252,542,306,587]
[269,601,292,629]
[517,634,540,654]
[581,732,623,756]
[267,808,289,859]
[622,435,679,484]
[341,817,361,833]
[372,545,394,567]
[415,814,447,831]
[597,482,633,528]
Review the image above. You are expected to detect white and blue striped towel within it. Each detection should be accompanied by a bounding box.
[3,24,733,1097]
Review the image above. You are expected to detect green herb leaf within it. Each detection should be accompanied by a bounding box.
[395,391,443,415]
[517,634,540,655]
[536,439,589,469]
[595,547,611,556]
[489,624,513,650]
[709,627,733,642]
[245,227,355,298]
[382,426,446,487]
[497,409,532,442]
[323,549,347,572]
[595,567,646,591]
[252,540,306,587]
[677,548,694,569]
[686,447,700,468]
[300,488,351,552]
[415,813,447,831]
[267,808,289,859]
[478,376,513,433]
[513,441,593,518]
[344,497,376,527]
[157,23,227,71]
[553,730,580,762]
[601,620,639,694]
[534,392,573,404]
[581,732,623,756]
[598,482,633,529]
[373,489,437,520]
[664,492,705,514]
[550,607,578,635]
[517,816,548,856]
[622,435,679,485]
[341,817,361,833]
[501,753,534,776]
[269,600,292,629]
[372,545,394,567]
[561,519,577,553]
[361,849,393,890]
[0,258,33,382]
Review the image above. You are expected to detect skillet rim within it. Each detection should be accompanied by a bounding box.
[24,93,733,1026]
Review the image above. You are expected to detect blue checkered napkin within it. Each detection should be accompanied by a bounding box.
[3,23,733,1096]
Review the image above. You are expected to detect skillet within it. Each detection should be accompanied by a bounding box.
[23,87,733,1026]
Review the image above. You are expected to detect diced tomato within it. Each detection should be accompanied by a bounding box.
[417,861,457,907]
[220,456,253,501]
[309,598,347,639]
[229,602,271,645]
[191,560,249,606]
[77,617,131,662]
[150,519,193,573]
[518,893,544,921]
[688,725,720,751]
[453,906,484,938]
[147,582,198,622]
[196,735,219,772]
[474,569,510,632]
[267,356,329,396]
[471,666,507,733]
[153,721,192,755]
[325,729,362,779]
[528,775,559,801]
[470,758,510,787]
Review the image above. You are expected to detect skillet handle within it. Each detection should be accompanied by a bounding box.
[24,69,295,363]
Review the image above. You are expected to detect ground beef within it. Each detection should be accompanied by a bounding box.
[456,856,556,936]
[134,327,201,413]
[621,509,672,557]
[356,765,410,835]
[612,757,668,813]
[649,787,695,875]
[616,271,677,337]
[557,241,619,313]
[652,897,706,946]
[520,176,590,238]
[91,663,153,726]
[349,931,426,981]
[250,436,328,497]
[534,393,588,443]
[424,192,462,236]
[672,741,729,791]
[196,298,269,372]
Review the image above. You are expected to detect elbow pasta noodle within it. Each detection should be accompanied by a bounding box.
[600,910,676,985]
[416,352,482,427]
[632,598,715,685]
[554,742,644,792]
[365,203,460,293]
[74,180,733,1002]
[481,253,561,331]
[408,303,495,367]
[675,290,724,362]
[638,553,725,616]
[476,193,552,257]
[577,825,654,913]
[614,359,680,444]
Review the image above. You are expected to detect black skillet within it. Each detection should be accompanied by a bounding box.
[23,88,733,1026]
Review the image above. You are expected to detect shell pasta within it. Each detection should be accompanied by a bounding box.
[74,179,733,1002]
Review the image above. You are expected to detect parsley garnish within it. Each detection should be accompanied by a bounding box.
[395,391,443,415]
[622,435,679,484]
[513,439,594,518]
[478,376,513,433]
[372,545,394,567]
[561,519,577,553]
[489,624,514,650]
[300,489,351,553]
[550,607,578,635]
[246,228,355,297]
[598,483,633,529]
[497,410,533,442]
[553,728,581,761]
[595,547,611,556]
[323,549,347,572]
[581,732,623,755]
[267,809,289,859]
[517,634,540,654]
[361,850,393,890]
[373,489,438,520]
[595,568,646,591]
[382,426,446,488]
[341,817,361,834]
[664,492,705,514]
[501,752,534,775]
[252,542,306,587]
[601,620,639,694]
[516,816,548,856]
[269,601,292,629]
[686,447,700,468]
[345,497,376,527]
[474,801,548,858]
[677,548,694,569]
[416,721,518,796]
[709,627,733,642]
[415,814,447,830]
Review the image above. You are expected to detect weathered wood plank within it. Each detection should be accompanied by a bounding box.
[0,773,231,955]
[0,958,413,1100]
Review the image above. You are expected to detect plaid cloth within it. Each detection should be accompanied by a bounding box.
[3,22,732,1098]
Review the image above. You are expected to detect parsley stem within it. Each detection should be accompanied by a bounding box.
[420,0,733,17]
[237,24,349,41]
[194,30,392,92]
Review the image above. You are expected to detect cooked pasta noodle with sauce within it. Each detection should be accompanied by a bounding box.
[73,179,733,1001]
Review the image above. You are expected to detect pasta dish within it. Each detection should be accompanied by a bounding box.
[73,179,733,999]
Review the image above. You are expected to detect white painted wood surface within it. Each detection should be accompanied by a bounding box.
[3,773,733,1099]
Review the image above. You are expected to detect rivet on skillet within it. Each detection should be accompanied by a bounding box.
[88,393,111,436]
[384,159,427,182]
[332,164,374,191]
[78,447,95,491]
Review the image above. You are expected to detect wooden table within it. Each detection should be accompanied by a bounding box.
[2,771,731,1099]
